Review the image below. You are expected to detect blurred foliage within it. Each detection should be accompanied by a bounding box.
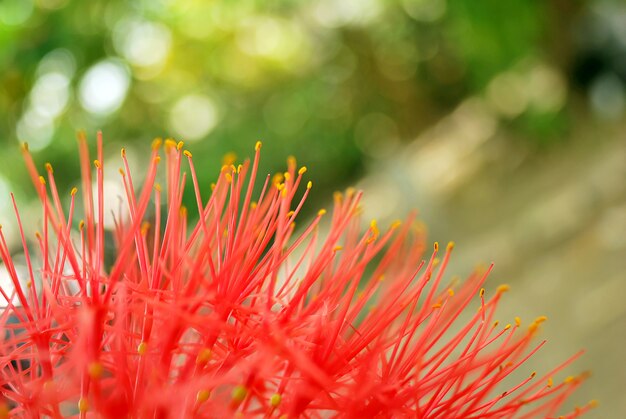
[1,0,624,216]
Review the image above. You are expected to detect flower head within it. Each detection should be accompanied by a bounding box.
[0,133,594,418]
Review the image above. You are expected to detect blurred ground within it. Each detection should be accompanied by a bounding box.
[357,100,626,417]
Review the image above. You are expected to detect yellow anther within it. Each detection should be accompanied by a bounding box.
[370,219,379,237]
[270,393,282,408]
[286,210,295,217]
[447,288,455,297]
[183,150,192,158]
[176,141,184,150]
[197,389,211,403]
[165,139,177,149]
[298,166,307,175]
[35,231,41,240]
[70,187,78,196]
[535,316,548,324]
[284,172,291,181]
[333,246,343,252]
[307,181,312,189]
[39,176,46,185]
[564,376,574,384]
[318,209,326,216]
[287,155,296,167]
[504,323,511,330]
[497,284,510,293]
[530,371,536,378]
[21,142,29,152]
[94,159,101,169]
[88,362,103,379]
[141,222,151,235]
[479,288,485,297]
[196,348,212,365]
[515,316,521,327]
[432,257,440,268]
[276,183,285,191]
[78,397,89,413]
[432,303,442,309]
[121,148,126,157]
[45,162,53,173]
[250,201,257,209]
[378,274,385,282]
[255,141,262,151]
[119,168,125,176]
[180,206,188,217]
[152,138,163,149]
[237,164,242,173]
[155,156,161,164]
[222,151,237,166]
[493,321,499,328]
[79,220,85,230]
[434,242,439,252]
[547,377,553,388]
[210,183,216,191]
[589,400,599,408]
[231,385,247,403]
[272,173,284,185]
[154,183,161,192]
[447,241,455,251]
[225,173,232,183]
[137,342,147,356]
[391,220,402,229]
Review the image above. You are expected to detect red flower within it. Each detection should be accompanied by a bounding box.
[0,133,594,418]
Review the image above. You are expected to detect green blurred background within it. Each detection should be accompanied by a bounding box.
[1,0,625,416]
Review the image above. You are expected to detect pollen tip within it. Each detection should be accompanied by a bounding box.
[183,150,192,158]
[39,176,46,185]
[497,284,510,293]
[94,159,101,169]
[307,181,312,189]
[447,288,454,297]
[231,385,248,403]
[21,142,29,152]
[88,361,103,379]
[176,141,184,150]
[255,140,262,151]
[196,348,212,365]
[298,166,307,175]
[515,316,521,327]
[318,209,326,216]
[45,162,53,173]
[78,397,89,413]
[270,393,282,408]
[154,183,161,192]
[121,148,126,157]
[152,138,163,149]
[479,288,485,297]
[589,399,599,408]
[119,168,125,176]
[196,389,211,403]
[137,342,147,356]
[165,139,177,150]
[391,220,402,229]
[434,242,439,252]
[333,245,343,252]
[70,187,78,196]
[79,220,85,230]
[447,241,455,251]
